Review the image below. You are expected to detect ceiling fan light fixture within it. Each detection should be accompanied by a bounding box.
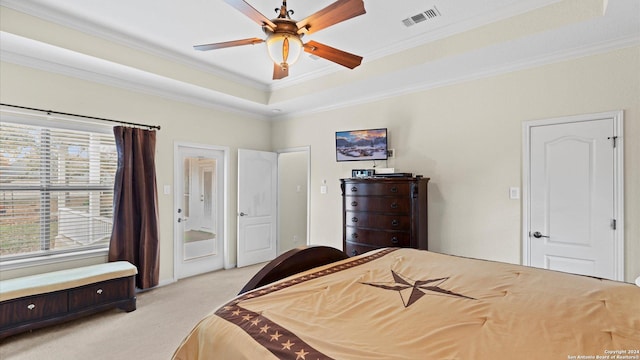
[266,32,303,66]
[195,0,367,80]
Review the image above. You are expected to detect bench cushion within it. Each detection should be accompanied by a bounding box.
[0,261,137,302]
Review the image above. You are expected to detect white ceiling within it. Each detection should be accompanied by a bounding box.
[1,0,639,119]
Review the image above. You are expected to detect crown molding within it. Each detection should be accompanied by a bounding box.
[0,32,272,120]
[2,0,562,93]
[2,0,637,122]
[3,30,636,121]
[0,0,270,92]
[268,0,563,91]
[273,35,640,120]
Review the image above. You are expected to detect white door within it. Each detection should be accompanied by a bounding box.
[525,113,623,280]
[237,149,277,267]
[175,145,225,279]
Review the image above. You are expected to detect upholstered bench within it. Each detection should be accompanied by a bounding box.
[0,261,137,339]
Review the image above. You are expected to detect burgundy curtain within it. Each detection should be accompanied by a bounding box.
[109,126,160,289]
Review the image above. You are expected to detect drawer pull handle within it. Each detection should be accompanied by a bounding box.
[351,201,358,207]
[351,186,358,192]
[391,236,399,244]
[352,233,359,239]
[390,187,398,193]
[391,219,399,227]
[96,289,103,295]
[390,202,398,209]
[351,217,358,223]
[351,250,358,256]
[27,304,36,310]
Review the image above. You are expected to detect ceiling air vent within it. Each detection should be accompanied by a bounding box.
[402,6,441,27]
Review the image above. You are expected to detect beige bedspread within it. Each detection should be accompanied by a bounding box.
[173,248,640,359]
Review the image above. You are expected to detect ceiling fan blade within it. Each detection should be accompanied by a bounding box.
[194,38,264,51]
[224,0,276,29]
[273,63,289,80]
[296,0,366,35]
[303,40,362,69]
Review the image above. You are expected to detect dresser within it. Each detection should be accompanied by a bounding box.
[341,177,429,256]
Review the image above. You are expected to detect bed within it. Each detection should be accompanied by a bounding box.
[172,247,640,359]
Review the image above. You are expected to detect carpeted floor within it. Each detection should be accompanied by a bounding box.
[0,263,264,360]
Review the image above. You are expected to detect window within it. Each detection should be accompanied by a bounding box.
[0,116,117,262]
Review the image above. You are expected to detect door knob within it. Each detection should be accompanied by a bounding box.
[532,231,550,238]
[177,217,187,223]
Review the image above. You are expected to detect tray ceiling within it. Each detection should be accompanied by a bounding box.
[1,0,638,119]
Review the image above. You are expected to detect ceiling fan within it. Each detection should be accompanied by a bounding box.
[194,0,366,80]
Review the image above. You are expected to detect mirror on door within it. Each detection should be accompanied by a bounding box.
[181,157,217,261]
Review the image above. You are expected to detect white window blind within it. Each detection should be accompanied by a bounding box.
[0,120,117,261]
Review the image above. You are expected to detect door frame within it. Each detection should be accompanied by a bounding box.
[276,146,311,252]
[173,142,230,280]
[521,110,624,280]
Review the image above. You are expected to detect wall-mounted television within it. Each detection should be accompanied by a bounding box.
[335,128,388,162]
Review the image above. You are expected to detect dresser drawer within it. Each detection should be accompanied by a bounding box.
[345,227,410,247]
[0,301,11,328]
[345,212,411,230]
[69,278,131,311]
[343,182,412,196]
[344,196,410,213]
[2,292,68,326]
[345,242,387,257]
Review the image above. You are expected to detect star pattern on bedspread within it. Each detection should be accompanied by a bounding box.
[362,270,476,308]
[219,304,326,359]
[295,348,310,359]
[214,249,400,360]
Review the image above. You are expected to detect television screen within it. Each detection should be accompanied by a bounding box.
[336,128,388,162]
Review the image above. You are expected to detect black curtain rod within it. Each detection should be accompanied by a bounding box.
[0,103,161,130]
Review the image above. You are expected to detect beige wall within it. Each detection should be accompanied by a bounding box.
[1,46,638,284]
[272,46,640,283]
[0,61,272,282]
[277,151,309,253]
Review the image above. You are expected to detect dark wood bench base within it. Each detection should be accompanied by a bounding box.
[0,275,136,340]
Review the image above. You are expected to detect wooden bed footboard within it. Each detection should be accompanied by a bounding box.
[238,246,348,294]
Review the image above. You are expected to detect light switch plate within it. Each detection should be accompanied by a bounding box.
[509,187,520,200]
